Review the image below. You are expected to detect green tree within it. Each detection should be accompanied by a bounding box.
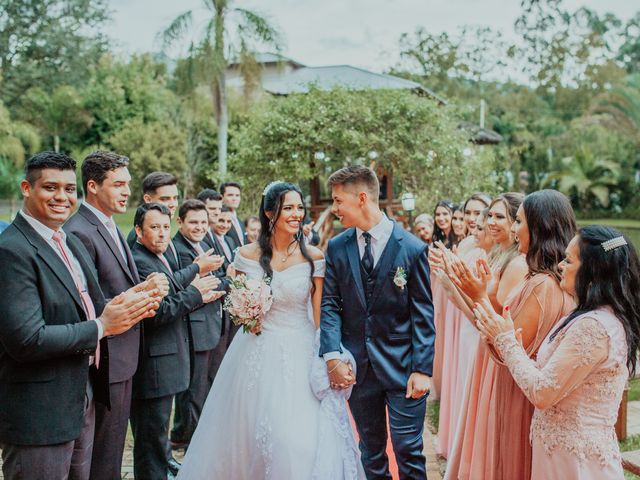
[161,0,282,176]
[108,118,187,198]
[21,85,92,153]
[0,0,110,107]
[229,88,501,214]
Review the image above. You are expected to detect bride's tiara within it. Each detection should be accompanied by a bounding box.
[601,236,627,252]
[263,181,284,196]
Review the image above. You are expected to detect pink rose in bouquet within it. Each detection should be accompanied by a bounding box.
[224,274,273,335]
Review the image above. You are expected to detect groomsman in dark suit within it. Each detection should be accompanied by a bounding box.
[211,205,238,267]
[65,151,169,480]
[0,152,160,479]
[128,173,220,287]
[170,200,225,449]
[220,182,247,246]
[131,203,222,480]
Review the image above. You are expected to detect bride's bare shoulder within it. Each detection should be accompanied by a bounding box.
[239,243,261,261]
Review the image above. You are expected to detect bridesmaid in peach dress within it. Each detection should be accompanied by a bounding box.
[436,194,491,457]
[447,190,578,480]
[476,225,640,480]
[430,200,456,399]
[443,193,527,480]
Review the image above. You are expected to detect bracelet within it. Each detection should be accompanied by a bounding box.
[328,360,344,374]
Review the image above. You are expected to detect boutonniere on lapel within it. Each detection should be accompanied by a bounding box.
[393,267,407,290]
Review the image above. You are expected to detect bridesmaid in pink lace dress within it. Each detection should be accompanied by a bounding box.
[475,225,640,480]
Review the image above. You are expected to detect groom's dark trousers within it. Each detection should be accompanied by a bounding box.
[320,222,435,480]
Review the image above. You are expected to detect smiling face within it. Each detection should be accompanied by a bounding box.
[486,200,512,245]
[136,209,171,255]
[178,209,209,244]
[271,190,305,236]
[512,204,530,254]
[331,184,364,228]
[144,184,179,218]
[414,222,434,243]
[434,206,452,232]
[87,166,131,216]
[203,198,222,227]
[21,168,78,230]
[213,211,233,237]
[559,235,581,297]
[452,209,465,237]
[464,199,486,234]
[473,215,494,252]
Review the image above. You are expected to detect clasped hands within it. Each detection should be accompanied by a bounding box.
[99,272,169,337]
[191,275,225,303]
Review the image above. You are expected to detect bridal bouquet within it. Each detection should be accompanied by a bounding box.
[223,275,273,335]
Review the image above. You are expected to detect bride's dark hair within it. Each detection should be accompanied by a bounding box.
[258,182,315,282]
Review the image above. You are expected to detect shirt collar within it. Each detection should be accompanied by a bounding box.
[19,210,62,241]
[82,201,112,226]
[356,214,392,241]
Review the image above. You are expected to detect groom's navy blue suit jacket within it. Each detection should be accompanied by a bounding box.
[320,222,435,390]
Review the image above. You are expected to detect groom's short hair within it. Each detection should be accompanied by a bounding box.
[327,165,379,201]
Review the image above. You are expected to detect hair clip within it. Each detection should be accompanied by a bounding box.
[262,181,283,197]
[601,236,627,252]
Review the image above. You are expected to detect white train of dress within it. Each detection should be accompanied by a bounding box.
[177,252,364,480]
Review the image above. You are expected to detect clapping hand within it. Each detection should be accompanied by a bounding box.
[327,359,355,390]
[194,250,225,275]
[144,272,170,298]
[99,290,160,336]
[201,290,225,304]
[444,252,492,302]
[472,299,514,342]
[427,244,444,272]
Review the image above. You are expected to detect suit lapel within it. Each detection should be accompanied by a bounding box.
[345,230,367,309]
[80,205,135,284]
[67,234,104,311]
[118,228,140,283]
[14,215,86,314]
[370,223,403,306]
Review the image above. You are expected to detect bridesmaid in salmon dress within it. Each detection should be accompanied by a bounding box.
[436,194,491,458]
[447,190,578,480]
[443,193,527,480]
[476,224,640,480]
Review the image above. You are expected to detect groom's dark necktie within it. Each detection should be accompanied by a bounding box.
[361,231,374,275]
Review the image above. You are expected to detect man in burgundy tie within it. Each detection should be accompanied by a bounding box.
[65,150,170,480]
[171,199,225,449]
[0,152,162,480]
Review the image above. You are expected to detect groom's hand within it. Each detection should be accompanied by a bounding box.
[406,372,430,399]
[327,360,355,390]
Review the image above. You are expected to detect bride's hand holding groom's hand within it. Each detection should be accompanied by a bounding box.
[326,359,355,390]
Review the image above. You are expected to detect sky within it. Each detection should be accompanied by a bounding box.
[107,0,638,76]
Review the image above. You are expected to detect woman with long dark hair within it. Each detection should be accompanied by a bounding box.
[433,200,457,248]
[475,224,640,479]
[178,182,363,479]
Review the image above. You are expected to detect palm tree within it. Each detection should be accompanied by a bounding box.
[543,149,622,209]
[161,0,282,176]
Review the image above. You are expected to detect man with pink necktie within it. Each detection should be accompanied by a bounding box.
[0,152,161,480]
[220,182,247,247]
[65,150,170,480]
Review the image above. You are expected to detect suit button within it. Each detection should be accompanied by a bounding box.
[365,336,371,343]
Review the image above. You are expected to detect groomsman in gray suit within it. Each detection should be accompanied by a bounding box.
[0,152,161,479]
[65,150,169,479]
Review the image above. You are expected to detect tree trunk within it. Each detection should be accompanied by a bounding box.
[213,1,228,177]
[54,135,60,153]
[217,74,228,176]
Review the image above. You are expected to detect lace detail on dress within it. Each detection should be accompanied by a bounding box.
[496,312,628,466]
[244,336,265,391]
[255,417,273,476]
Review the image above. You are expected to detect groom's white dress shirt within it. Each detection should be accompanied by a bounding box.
[324,214,393,362]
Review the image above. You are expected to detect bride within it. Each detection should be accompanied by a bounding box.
[177,182,364,479]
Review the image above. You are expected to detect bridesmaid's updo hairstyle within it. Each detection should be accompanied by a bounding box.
[551,225,640,375]
[522,190,576,280]
[258,182,315,282]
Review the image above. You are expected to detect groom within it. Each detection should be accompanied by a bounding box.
[320,166,435,479]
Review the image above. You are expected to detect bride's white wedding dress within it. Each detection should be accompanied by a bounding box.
[177,252,364,480]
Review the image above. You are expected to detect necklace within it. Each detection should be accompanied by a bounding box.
[274,243,298,263]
